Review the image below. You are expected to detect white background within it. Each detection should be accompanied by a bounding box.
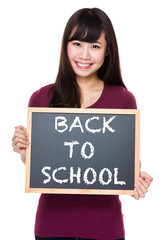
[0,0,164,239]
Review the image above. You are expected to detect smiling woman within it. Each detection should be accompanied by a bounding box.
[12,7,153,240]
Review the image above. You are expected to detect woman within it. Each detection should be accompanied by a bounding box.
[12,8,153,240]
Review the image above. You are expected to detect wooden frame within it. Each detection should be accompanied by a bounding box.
[25,108,140,195]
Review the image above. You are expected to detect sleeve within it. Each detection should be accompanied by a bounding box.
[28,89,41,107]
[122,88,137,109]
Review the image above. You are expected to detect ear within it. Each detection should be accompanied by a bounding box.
[105,48,109,56]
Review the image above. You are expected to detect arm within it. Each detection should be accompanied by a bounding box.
[12,125,29,164]
[122,90,153,199]
[12,88,41,163]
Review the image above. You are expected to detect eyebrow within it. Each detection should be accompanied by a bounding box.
[71,40,103,45]
[94,41,103,45]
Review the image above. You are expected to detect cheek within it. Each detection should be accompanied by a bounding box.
[67,45,72,60]
[94,52,105,66]
[67,44,78,61]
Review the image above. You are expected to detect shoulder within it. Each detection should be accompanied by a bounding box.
[28,83,54,107]
[104,85,137,109]
[121,87,137,109]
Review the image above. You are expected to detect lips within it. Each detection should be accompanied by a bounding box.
[76,61,93,69]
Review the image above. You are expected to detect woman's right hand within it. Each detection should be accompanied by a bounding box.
[12,125,29,164]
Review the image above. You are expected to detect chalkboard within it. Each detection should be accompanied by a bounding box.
[25,108,140,195]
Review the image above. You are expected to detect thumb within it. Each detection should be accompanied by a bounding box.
[140,171,153,186]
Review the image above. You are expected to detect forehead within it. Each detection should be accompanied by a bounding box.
[96,31,106,43]
[69,24,105,43]
[69,26,106,43]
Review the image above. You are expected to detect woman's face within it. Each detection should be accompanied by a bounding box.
[67,31,107,80]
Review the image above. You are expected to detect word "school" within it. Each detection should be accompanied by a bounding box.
[41,166,126,186]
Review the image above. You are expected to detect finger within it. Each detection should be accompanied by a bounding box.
[11,126,28,141]
[15,126,28,136]
[12,132,29,149]
[15,125,27,131]
[140,171,153,185]
[138,177,149,189]
[12,129,29,142]
[132,189,140,200]
[13,142,28,153]
[136,179,148,194]
[135,183,145,198]
[13,146,26,156]
[148,177,153,187]
[12,137,29,147]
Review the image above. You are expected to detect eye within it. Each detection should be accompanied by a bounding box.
[92,44,100,49]
[73,42,81,47]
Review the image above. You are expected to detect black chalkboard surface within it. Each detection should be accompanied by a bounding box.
[25,108,140,195]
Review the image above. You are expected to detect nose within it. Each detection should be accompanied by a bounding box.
[79,44,91,60]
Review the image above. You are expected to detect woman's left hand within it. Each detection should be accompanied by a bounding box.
[132,171,153,200]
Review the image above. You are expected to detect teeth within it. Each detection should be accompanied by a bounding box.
[77,62,91,67]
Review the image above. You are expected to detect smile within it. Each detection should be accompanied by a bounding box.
[76,62,93,69]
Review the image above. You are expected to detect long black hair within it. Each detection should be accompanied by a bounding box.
[50,8,126,107]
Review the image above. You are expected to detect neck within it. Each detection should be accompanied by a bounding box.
[76,75,103,94]
[76,75,104,108]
